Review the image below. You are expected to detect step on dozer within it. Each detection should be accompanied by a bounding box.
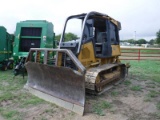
[25,11,127,115]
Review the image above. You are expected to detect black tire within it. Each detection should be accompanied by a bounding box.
[7,61,13,69]
[14,69,19,76]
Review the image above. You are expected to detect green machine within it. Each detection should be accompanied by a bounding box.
[0,26,14,70]
[13,20,55,75]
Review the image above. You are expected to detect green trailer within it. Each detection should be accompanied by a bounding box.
[13,20,55,75]
[0,26,14,70]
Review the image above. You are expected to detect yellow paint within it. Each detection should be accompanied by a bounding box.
[56,42,121,68]
[111,45,121,56]
[78,42,97,67]
[57,52,62,66]
[78,42,121,68]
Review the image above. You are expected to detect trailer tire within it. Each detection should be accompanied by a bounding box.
[7,61,13,69]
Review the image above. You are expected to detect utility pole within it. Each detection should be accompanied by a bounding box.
[134,31,136,41]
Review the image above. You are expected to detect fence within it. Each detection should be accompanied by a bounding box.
[120,47,160,61]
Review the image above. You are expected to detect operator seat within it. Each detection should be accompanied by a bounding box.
[97,32,107,43]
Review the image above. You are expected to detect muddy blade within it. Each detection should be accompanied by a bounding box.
[25,62,85,115]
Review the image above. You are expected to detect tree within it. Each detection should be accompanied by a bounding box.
[55,33,78,41]
[64,32,79,41]
[148,39,155,45]
[55,34,61,41]
[156,29,160,44]
[137,39,147,44]
[123,39,136,44]
[122,39,147,45]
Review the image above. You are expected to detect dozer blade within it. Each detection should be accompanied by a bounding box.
[25,61,85,115]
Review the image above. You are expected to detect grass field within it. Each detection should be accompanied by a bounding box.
[0,60,160,120]
[122,60,160,83]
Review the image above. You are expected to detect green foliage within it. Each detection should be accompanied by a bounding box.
[130,85,142,91]
[155,113,160,119]
[40,117,48,120]
[0,109,19,119]
[122,60,160,83]
[148,39,156,45]
[121,38,147,45]
[137,39,147,44]
[22,96,44,106]
[147,90,159,98]
[145,90,159,102]
[124,80,132,86]
[55,34,61,41]
[93,100,112,116]
[157,102,160,110]
[0,92,15,102]
[55,32,79,41]
[122,39,135,44]
[45,109,54,113]
[111,91,119,96]
[64,32,79,41]
[0,70,45,119]
[156,29,160,44]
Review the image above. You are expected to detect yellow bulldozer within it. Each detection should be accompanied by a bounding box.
[24,11,126,115]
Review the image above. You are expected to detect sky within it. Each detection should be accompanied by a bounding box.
[0,0,160,41]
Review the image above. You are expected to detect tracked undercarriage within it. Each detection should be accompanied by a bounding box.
[85,63,126,94]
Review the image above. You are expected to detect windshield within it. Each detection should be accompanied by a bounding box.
[64,18,82,42]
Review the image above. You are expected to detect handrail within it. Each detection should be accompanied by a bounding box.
[25,48,86,75]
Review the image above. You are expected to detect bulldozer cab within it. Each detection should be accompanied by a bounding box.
[59,12,121,59]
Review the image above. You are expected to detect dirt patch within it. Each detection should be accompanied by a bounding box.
[0,100,12,107]
[0,115,5,120]
[18,76,159,120]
